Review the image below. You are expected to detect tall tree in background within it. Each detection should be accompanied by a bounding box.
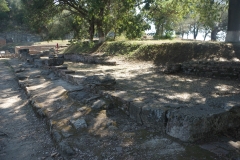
[145,0,185,39]
[0,0,26,32]
[197,0,228,41]
[225,0,240,42]
[57,0,150,42]
[0,0,9,30]
[22,0,149,42]
[21,0,59,39]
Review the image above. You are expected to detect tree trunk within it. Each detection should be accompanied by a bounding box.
[155,23,161,38]
[211,27,218,41]
[181,33,184,39]
[97,24,105,43]
[193,24,199,40]
[161,24,164,37]
[225,0,240,42]
[203,33,208,41]
[88,17,95,42]
[96,7,105,43]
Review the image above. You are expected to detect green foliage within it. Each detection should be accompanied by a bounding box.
[143,0,228,41]
[98,41,141,55]
[0,0,27,32]
[154,30,174,40]
[21,0,148,42]
[121,13,150,40]
[21,0,61,39]
[0,0,9,13]
[64,40,100,54]
[144,0,185,38]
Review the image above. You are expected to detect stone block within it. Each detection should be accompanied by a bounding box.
[72,75,87,85]
[65,74,74,83]
[54,66,68,70]
[60,70,75,76]
[70,118,87,130]
[44,58,64,66]
[83,74,116,86]
[141,105,168,131]
[166,105,240,142]
[91,99,106,109]
[129,103,143,124]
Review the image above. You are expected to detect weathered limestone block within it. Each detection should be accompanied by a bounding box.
[49,54,64,59]
[129,103,143,124]
[50,66,68,74]
[44,58,64,66]
[141,105,169,131]
[166,105,240,142]
[64,53,116,65]
[70,118,87,130]
[83,74,116,87]
[19,49,30,60]
[91,99,106,109]
[60,70,75,75]
[72,75,87,85]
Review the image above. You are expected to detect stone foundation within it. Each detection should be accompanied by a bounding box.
[64,53,116,65]
[164,61,240,80]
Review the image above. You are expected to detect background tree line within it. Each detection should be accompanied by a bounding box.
[0,0,239,42]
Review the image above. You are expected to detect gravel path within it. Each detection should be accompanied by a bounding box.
[0,59,62,160]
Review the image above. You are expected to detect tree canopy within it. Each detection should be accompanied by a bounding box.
[0,0,238,42]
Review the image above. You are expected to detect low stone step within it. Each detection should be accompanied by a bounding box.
[166,102,240,142]
[66,74,87,85]
[60,70,75,75]
[43,57,64,66]
[51,66,68,70]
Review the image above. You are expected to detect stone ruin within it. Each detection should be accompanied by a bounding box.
[164,61,240,80]
[16,48,240,143]
[18,48,116,90]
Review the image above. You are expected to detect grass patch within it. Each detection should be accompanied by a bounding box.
[63,41,101,54]
[62,40,240,64]
[98,41,142,56]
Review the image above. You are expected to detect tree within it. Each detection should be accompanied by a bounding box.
[22,0,150,42]
[225,0,240,42]
[120,12,150,39]
[1,0,27,32]
[195,0,227,41]
[0,0,9,31]
[0,0,9,13]
[21,0,60,39]
[145,0,185,39]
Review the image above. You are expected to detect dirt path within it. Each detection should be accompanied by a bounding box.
[0,59,62,160]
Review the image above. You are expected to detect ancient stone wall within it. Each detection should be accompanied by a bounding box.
[165,61,240,80]
[64,53,116,65]
[15,45,55,54]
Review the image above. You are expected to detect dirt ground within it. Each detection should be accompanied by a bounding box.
[66,56,240,107]
[0,59,63,160]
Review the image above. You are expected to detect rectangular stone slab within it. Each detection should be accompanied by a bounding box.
[166,104,240,142]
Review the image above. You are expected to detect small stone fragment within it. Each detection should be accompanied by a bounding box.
[115,147,122,152]
[51,152,58,157]
[70,118,87,130]
[91,99,106,109]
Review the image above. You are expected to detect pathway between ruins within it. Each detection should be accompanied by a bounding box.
[0,59,63,160]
